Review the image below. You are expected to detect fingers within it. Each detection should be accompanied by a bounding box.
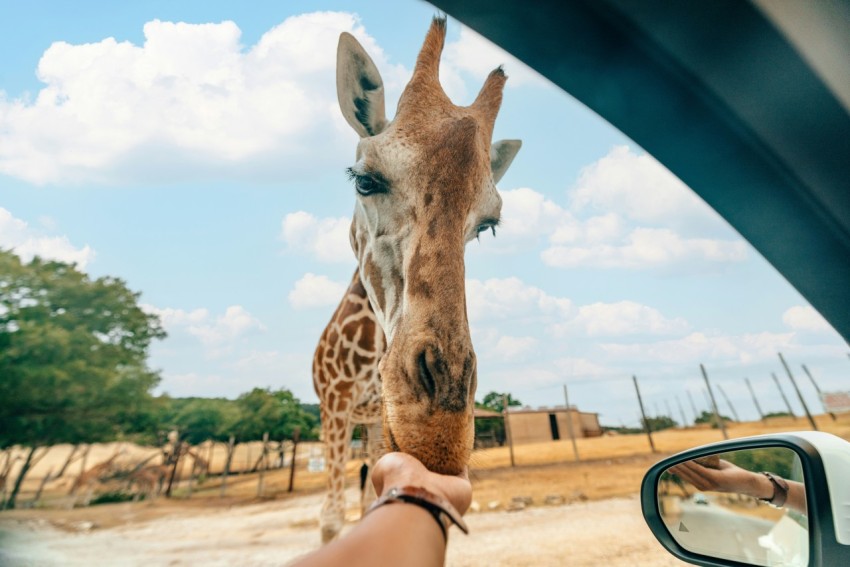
[372,452,473,514]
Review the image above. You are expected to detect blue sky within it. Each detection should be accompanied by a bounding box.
[1,1,847,427]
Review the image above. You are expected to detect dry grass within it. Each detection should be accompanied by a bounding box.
[3,413,848,527]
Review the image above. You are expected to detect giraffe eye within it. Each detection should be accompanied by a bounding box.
[346,167,388,197]
[476,221,498,238]
[355,176,381,196]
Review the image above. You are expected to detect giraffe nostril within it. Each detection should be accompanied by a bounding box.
[417,350,437,399]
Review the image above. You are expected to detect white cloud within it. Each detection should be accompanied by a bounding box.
[141,305,209,329]
[189,305,265,345]
[142,303,264,345]
[542,227,748,269]
[288,273,348,309]
[553,357,612,379]
[490,146,749,272]
[480,187,577,253]
[465,277,573,322]
[599,331,796,365]
[0,12,408,185]
[782,305,832,333]
[280,211,353,264]
[493,335,537,361]
[0,207,95,268]
[555,301,689,337]
[570,145,725,232]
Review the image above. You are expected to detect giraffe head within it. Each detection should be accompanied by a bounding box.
[337,18,521,474]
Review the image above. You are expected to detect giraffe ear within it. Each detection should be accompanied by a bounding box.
[337,32,388,138]
[490,139,522,183]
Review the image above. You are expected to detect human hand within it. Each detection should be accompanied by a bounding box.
[669,459,774,500]
[371,452,472,515]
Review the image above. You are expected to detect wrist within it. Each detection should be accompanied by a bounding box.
[368,485,469,540]
[751,472,776,500]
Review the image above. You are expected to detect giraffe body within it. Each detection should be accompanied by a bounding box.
[313,271,385,543]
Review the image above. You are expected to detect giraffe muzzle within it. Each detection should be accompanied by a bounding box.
[414,345,475,413]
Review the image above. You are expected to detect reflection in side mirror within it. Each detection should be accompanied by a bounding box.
[658,447,808,567]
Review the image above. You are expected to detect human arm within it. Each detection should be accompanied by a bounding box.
[669,459,807,515]
[291,452,472,567]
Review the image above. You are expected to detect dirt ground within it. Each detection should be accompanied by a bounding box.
[1,415,847,566]
[0,488,688,567]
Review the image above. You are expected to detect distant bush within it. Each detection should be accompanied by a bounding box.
[89,491,141,505]
[763,411,792,419]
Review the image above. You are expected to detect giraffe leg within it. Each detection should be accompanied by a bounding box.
[320,414,352,544]
[360,422,384,514]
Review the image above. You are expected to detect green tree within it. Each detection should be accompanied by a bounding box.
[694,410,732,427]
[231,388,319,442]
[170,398,240,445]
[641,415,677,432]
[479,391,522,413]
[474,392,522,447]
[0,251,165,508]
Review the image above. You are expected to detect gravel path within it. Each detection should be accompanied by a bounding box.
[0,491,687,566]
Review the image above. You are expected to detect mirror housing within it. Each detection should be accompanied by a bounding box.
[641,432,850,566]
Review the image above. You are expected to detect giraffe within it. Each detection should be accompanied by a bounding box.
[68,449,126,506]
[313,17,521,543]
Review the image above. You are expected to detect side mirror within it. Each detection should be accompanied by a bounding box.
[641,432,850,566]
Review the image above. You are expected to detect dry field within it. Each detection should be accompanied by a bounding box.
[1,414,847,566]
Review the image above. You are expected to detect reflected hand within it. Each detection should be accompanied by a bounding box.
[668,459,774,500]
[371,452,473,515]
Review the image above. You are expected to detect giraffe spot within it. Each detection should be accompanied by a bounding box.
[353,353,375,373]
[424,193,433,207]
[357,322,376,351]
[341,322,358,343]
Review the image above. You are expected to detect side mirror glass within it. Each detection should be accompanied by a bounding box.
[658,447,809,566]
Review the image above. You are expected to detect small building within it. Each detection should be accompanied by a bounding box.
[505,406,602,445]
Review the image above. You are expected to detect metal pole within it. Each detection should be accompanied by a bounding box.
[700,364,728,439]
[502,394,516,467]
[771,372,797,419]
[632,376,657,453]
[664,399,674,423]
[745,377,765,420]
[802,364,836,420]
[562,385,580,462]
[778,353,818,430]
[686,390,700,422]
[716,384,740,422]
[675,396,689,427]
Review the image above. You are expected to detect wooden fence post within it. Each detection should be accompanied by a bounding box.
[562,385,580,462]
[257,432,269,498]
[288,428,301,493]
[771,372,797,419]
[745,377,765,420]
[778,352,818,430]
[502,394,516,467]
[700,364,728,439]
[802,364,836,420]
[632,376,656,452]
[716,384,740,422]
[220,436,235,498]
